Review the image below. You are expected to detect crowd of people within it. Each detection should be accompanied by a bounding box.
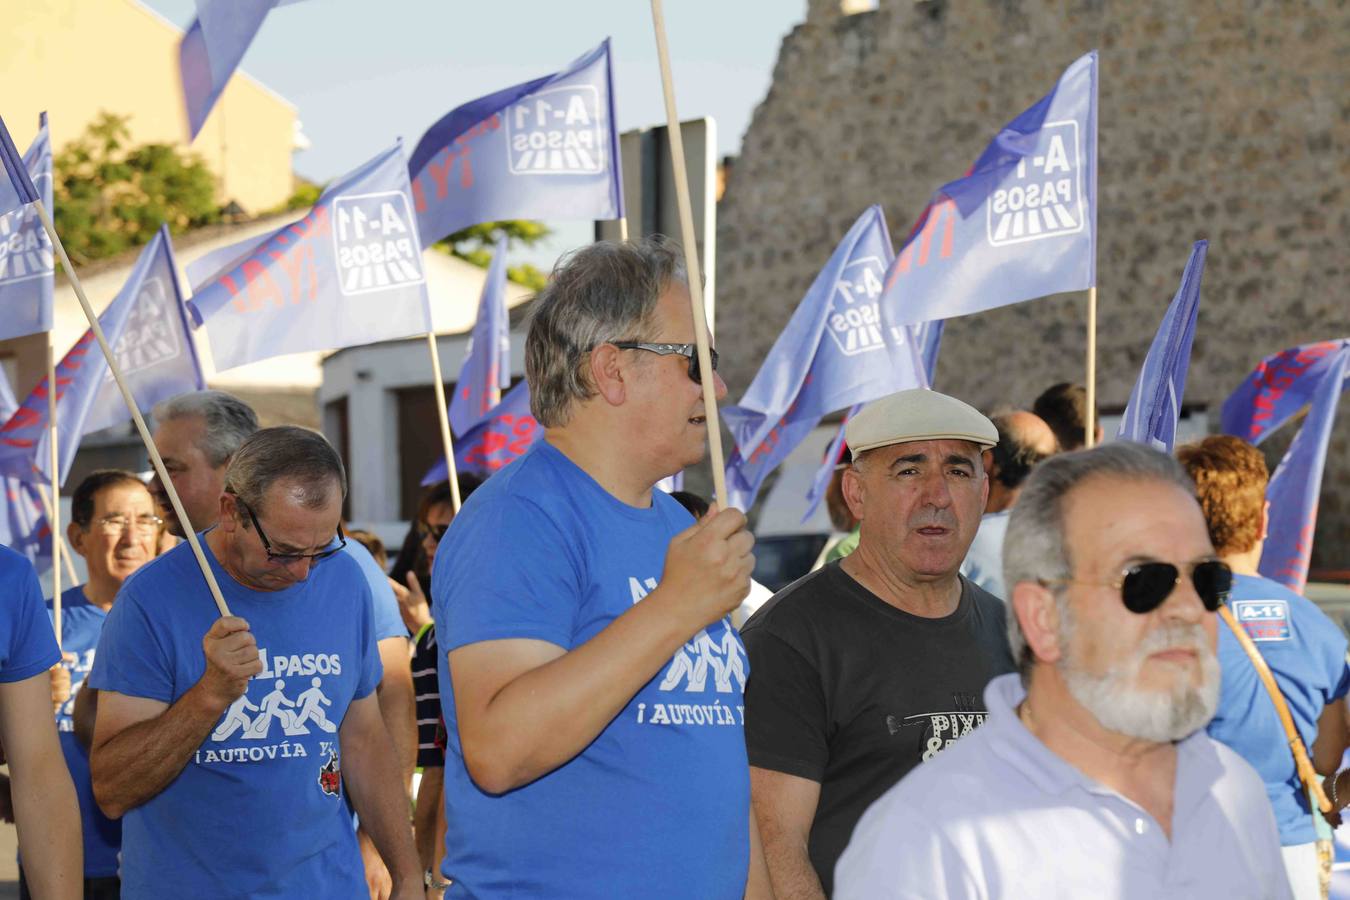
[0,236,1344,899]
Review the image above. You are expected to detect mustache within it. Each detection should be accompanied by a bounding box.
[909,513,957,530]
[1137,623,1211,657]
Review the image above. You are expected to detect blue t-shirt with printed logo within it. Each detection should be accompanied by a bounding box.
[88,537,383,898]
[431,441,751,898]
[1208,572,1350,846]
[46,586,121,877]
[0,545,60,682]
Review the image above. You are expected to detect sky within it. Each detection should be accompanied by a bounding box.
[141,0,807,265]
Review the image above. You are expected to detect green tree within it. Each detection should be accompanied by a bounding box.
[433,220,551,290]
[53,113,219,264]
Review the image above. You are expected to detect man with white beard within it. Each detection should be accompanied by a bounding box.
[836,442,1290,900]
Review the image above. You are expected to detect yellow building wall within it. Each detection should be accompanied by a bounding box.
[1,0,296,214]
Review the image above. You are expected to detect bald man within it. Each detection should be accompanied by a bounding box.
[960,411,1058,599]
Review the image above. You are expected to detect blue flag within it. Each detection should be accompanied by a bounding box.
[189,142,433,371]
[1116,241,1207,451]
[877,51,1097,328]
[1259,349,1348,593]
[0,113,54,342]
[0,115,38,218]
[723,206,932,510]
[408,39,624,244]
[448,236,511,435]
[179,0,300,140]
[422,379,541,483]
[0,227,205,484]
[1221,339,1350,445]
[0,366,49,572]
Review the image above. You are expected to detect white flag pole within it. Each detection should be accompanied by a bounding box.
[32,200,231,617]
[44,339,62,648]
[35,483,78,588]
[649,0,729,509]
[425,333,462,513]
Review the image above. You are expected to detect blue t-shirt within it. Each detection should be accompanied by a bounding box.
[0,545,61,683]
[342,540,407,643]
[1208,573,1350,846]
[88,537,383,898]
[47,586,121,877]
[431,441,752,898]
[959,510,1010,601]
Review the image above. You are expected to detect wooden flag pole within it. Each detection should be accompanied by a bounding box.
[649,0,729,509]
[45,339,62,648]
[1085,285,1098,448]
[425,333,462,513]
[617,217,629,242]
[35,484,78,589]
[32,200,231,617]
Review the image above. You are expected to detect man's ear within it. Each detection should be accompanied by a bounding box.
[1011,581,1063,666]
[841,466,865,522]
[587,343,627,407]
[67,521,86,557]
[1259,500,1270,543]
[218,493,241,534]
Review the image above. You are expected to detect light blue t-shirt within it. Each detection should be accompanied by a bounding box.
[1208,573,1350,846]
[959,510,1009,601]
[342,540,407,642]
[88,537,383,898]
[47,586,121,877]
[431,441,752,898]
[0,545,60,681]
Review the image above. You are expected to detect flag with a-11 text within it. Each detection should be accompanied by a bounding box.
[448,235,511,435]
[0,226,204,485]
[189,141,434,371]
[0,113,53,342]
[408,39,624,245]
[877,51,1097,329]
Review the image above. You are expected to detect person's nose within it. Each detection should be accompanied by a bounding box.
[1160,568,1207,624]
[920,470,954,508]
[710,368,728,401]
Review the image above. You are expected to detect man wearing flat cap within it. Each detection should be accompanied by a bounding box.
[743,389,1016,898]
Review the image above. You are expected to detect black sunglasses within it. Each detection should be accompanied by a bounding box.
[421,522,450,543]
[238,499,347,564]
[610,342,719,385]
[1042,559,1232,615]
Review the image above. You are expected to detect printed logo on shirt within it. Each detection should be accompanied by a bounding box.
[56,648,95,731]
[886,692,988,762]
[1233,599,1291,642]
[317,751,341,797]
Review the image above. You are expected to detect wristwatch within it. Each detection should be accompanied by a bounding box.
[424,868,453,891]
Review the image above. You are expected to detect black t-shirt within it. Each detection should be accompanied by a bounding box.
[741,562,1015,895]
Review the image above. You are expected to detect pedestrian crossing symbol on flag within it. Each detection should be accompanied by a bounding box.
[332,191,426,296]
[826,255,889,357]
[986,120,1084,246]
[507,85,605,176]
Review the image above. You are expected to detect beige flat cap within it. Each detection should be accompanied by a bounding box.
[846,389,998,454]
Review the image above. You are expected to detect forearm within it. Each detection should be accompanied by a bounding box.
[11,753,81,899]
[376,642,417,790]
[761,843,825,900]
[745,810,775,900]
[462,589,698,791]
[344,716,420,889]
[414,766,444,870]
[91,682,224,818]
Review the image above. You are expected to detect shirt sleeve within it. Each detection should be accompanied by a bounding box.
[345,542,408,642]
[0,556,60,683]
[87,587,175,703]
[742,627,830,782]
[353,576,383,701]
[432,497,584,653]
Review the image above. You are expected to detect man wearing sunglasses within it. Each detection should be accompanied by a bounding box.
[1182,435,1350,900]
[87,427,421,899]
[837,442,1289,899]
[431,237,769,897]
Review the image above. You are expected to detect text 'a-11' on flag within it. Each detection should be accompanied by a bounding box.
[423,379,540,484]
[0,226,204,485]
[408,39,624,245]
[1259,347,1348,593]
[1220,338,1350,445]
[0,113,54,341]
[878,51,1097,329]
[723,205,929,511]
[1116,240,1207,452]
[448,235,511,436]
[188,141,433,371]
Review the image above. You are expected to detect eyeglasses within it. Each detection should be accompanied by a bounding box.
[1040,559,1232,615]
[421,522,449,543]
[610,342,719,385]
[237,499,346,564]
[93,514,164,536]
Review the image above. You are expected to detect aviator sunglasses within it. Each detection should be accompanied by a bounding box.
[610,342,719,384]
[1041,559,1232,615]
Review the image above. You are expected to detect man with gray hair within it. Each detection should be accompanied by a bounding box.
[431,237,769,896]
[87,427,421,898]
[836,442,1290,899]
[744,389,1014,898]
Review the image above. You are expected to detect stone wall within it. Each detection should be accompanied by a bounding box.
[715,0,1349,569]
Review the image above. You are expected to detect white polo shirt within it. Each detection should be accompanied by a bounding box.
[836,673,1292,900]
